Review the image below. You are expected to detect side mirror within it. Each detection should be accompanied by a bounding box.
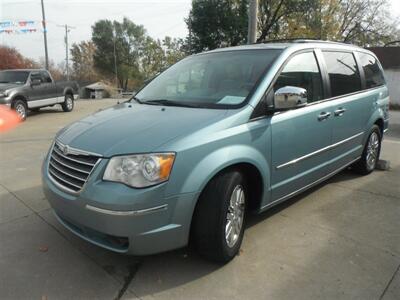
[274,86,307,109]
[31,79,41,86]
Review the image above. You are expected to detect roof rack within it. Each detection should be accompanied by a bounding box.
[255,38,350,45]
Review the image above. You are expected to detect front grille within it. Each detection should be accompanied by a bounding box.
[48,142,101,193]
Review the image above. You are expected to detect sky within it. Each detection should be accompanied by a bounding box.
[1,0,400,65]
[1,0,192,64]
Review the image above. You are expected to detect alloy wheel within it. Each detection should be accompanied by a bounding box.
[366,132,379,170]
[225,185,245,248]
[15,103,26,119]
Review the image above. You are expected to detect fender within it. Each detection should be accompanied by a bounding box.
[10,93,28,104]
[63,87,74,98]
[177,144,270,205]
[363,87,389,144]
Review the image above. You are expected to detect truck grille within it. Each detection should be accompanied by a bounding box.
[48,142,101,193]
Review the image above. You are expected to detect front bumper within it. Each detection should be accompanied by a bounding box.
[42,153,199,255]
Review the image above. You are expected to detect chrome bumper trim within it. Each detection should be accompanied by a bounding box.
[85,204,168,216]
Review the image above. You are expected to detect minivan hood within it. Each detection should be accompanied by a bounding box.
[56,102,227,157]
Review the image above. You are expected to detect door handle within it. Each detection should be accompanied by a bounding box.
[318,111,331,121]
[334,108,346,116]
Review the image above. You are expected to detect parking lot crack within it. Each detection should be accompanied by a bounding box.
[379,262,400,300]
[0,183,128,294]
[114,263,141,300]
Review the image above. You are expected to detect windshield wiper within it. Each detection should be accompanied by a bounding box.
[0,81,10,83]
[142,99,199,108]
[129,95,142,103]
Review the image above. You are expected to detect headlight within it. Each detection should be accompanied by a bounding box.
[103,153,175,188]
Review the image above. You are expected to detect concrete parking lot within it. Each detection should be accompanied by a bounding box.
[0,99,399,300]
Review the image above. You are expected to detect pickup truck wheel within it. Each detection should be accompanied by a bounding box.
[61,95,74,112]
[192,170,247,263]
[13,99,27,121]
[352,125,381,175]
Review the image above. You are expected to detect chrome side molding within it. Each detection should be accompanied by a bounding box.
[276,131,364,169]
[262,156,361,211]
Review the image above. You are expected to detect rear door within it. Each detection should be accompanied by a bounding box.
[320,51,369,169]
[270,50,334,203]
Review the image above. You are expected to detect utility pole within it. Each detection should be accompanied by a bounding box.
[247,0,258,44]
[58,24,75,80]
[113,25,118,90]
[40,0,49,70]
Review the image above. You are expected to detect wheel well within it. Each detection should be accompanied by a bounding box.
[11,96,27,108]
[65,90,74,99]
[188,162,264,245]
[374,118,384,137]
[200,163,264,213]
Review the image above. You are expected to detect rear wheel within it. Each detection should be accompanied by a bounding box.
[192,170,247,263]
[61,94,74,112]
[13,99,27,121]
[352,125,381,175]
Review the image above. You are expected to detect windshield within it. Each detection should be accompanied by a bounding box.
[135,49,282,108]
[0,71,29,84]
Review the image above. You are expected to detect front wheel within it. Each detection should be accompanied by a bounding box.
[192,170,247,263]
[352,125,381,175]
[13,99,28,121]
[61,95,74,112]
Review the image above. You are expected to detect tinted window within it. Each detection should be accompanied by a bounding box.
[358,52,385,88]
[136,50,282,108]
[0,71,29,84]
[322,51,361,97]
[40,71,52,83]
[274,52,323,103]
[31,72,42,82]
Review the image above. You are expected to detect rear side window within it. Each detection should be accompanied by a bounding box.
[40,71,52,83]
[322,51,361,97]
[30,72,42,82]
[358,53,385,89]
[274,52,323,103]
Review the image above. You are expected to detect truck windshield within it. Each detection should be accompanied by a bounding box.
[0,71,29,84]
[135,49,282,108]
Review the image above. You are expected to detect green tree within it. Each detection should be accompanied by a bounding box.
[186,0,248,53]
[92,18,187,89]
[70,41,99,82]
[163,37,186,67]
[186,0,399,49]
[92,18,146,89]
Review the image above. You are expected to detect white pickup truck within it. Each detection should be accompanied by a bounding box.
[0,69,79,120]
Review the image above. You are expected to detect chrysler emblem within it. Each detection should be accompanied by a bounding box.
[62,145,70,156]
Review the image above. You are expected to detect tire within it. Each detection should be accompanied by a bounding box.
[61,94,74,112]
[352,125,381,175]
[12,99,28,121]
[192,170,247,263]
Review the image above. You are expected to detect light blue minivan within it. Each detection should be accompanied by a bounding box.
[42,40,390,262]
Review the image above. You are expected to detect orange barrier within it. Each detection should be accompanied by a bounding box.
[0,105,21,133]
